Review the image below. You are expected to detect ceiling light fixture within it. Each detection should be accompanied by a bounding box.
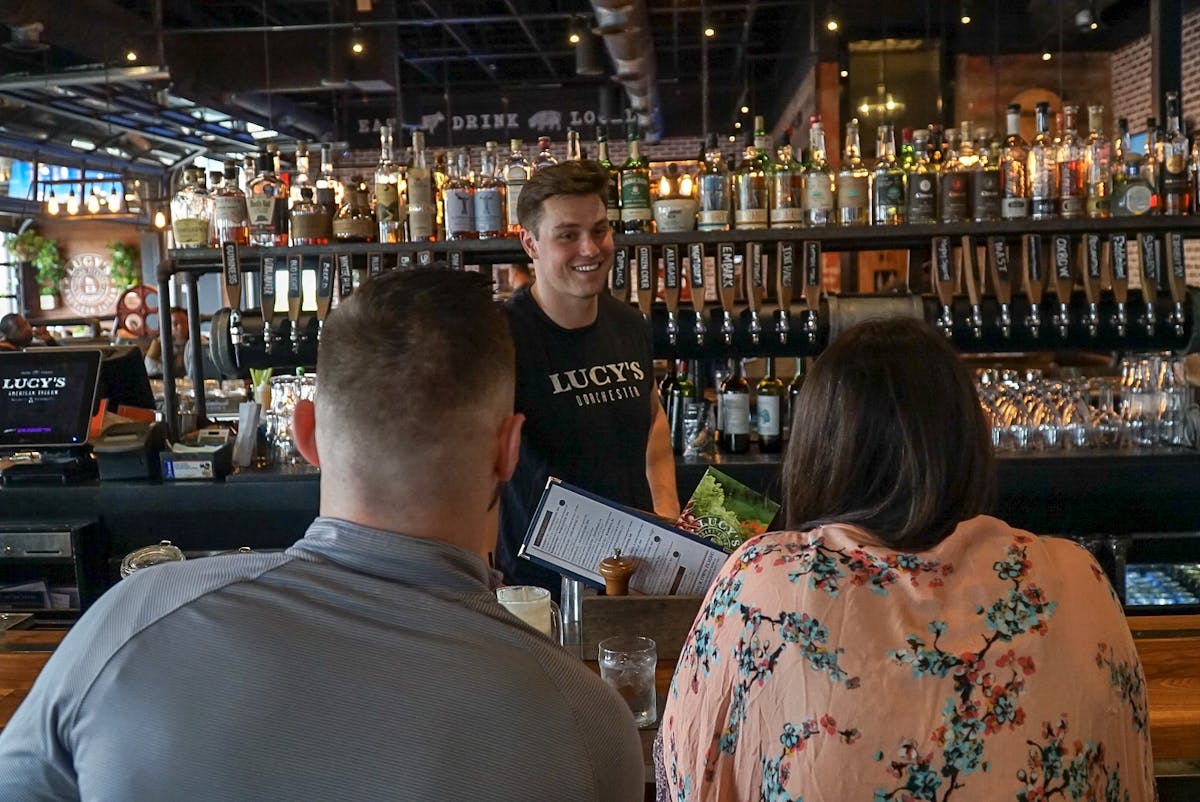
[1042,51,1052,61]
[840,69,849,78]
[960,2,971,24]
[46,193,60,215]
[350,26,365,55]
[125,49,138,62]
[85,189,102,215]
[66,188,80,215]
[825,18,839,32]
[704,26,716,38]
[568,16,582,45]
[740,105,749,114]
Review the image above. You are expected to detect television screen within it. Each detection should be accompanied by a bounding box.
[0,349,101,449]
[55,345,156,413]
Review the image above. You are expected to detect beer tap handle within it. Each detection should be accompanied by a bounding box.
[1167,232,1188,335]
[1081,234,1103,337]
[986,236,1013,337]
[337,253,354,302]
[717,242,737,345]
[1050,234,1074,339]
[960,236,983,338]
[662,244,681,347]
[611,246,631,305]
[315,254,335,341]
[636,244,656,323]
[775,241,795,344]
[688,242,707,346]
[931,236,956,338]
[287,254,303,354]
[1138,233,1160,333]
[1110,233,1130,336]
[1023,234,1046,335]
[220,241,243,345]
[802,240,822,342]
[259,256,276,353]
[745,242,763,345]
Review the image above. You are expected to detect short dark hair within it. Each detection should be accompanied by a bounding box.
[782,317,994,549]
[517,160,610,237]
[315,269,514,457]
[0,313,32,347]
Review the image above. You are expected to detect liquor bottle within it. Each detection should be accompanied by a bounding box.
[898,128,917,171]
[938,127,970,222]
[290,141,312,209]
[667,359,695,455]
[658,362,677,413]
[375,124,403,243]
[595,128,622,231]
[210,161,249,246]
[240,152,256,196]
[1191,135,1200,216]
[433,150,449,238]
[332,179,376,243]
[566,128,582,161]
[1144,117,1161,213]
[406,130,436,242]
[1112,118,1155,217]
[968,122,1002,222]
[533,135,558,171]
[697,132,732,231]
[802,117,835,226]
[170,167,210,248]
[928,125,946,172]
[247,152,288,246]
[718,358,751,454]
[837,118,870,225]
[620,126,653,233]
[289,186,330,246]
[1084,105,1112,218]
[905,128,937,224]
[1000,104,1030,219]
[1057,104,1086,219]
[785,358,805,442]
[503,138,532,235]
[1161,92,1191,215]
[872,124,906,225]
[441,148,477,241]
[315,143,342,222]
[770,129,805,229]
[1027,101,1057,220]
[474,144,506,239]
[755,357,784,453]
[733,117,770,230]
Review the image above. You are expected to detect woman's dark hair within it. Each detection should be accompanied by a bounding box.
[782,317,994,549]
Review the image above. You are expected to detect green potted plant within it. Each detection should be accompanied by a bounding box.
[6,230,62,308]
[106,241,141,291]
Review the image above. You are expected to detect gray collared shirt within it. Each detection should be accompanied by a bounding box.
[0,517,644,801]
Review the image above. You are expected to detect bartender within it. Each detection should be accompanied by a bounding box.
[143,307,192,378]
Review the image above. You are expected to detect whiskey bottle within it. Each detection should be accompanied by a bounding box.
[1084,105,1112,218]
[210,161,249,246]
[1000,105,1030,219]
[596,128,622,230]
[474,144,506,239]
[1112,119,1155,217]
[755,357,784,453]
[872,123,906,225]
[503,138,531,235]
[246,152,288,246]
[289,141,312,209]
[733,117,770,230]
[1057,104,1086,218]
[289,187,330,246]
[968,123,1002,222]
[170,167,210,248]
[802,117,835,226]
[407,130,437,242]
[566,128,582,161]
[534,135,558,170]
[1027,101,1057,220]
[718,358,751,454]
[770,129,804,229]
[619,126,653,233]
[837,118,870,225]
[1144,117,1161,213]
[938,127,970,222]
[374,124,404,243]
[697,132,732,231]
[905,127,937,224]
[443,148,477,241]
[1161,92,1190,215]
[315,143,342,223]
[332,179,376,243]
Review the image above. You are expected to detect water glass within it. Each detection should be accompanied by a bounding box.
[263,374,317,464]
[598,635,657,727]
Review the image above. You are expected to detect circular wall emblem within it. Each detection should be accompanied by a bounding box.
[61,252,120,317]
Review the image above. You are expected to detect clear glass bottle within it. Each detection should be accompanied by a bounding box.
[406,130,436,242]
[770,129,805,229]
[620,126,653,233]
[667,359,695,455]
[534,135,558,170]
[474,145,506,239]
[905,128,937,224]
[315,143,342,223]
[1112,119,1155,217]
[290,141,311,209]
[968,122,1002,222]
[1161,92,1191,215]
[170,167,211,248]
[802,118,835,226]
[697,132,732,231]
[210,161,249,246]
[332,178,376,243]
[755,357,784,453]
[785,358,805,442]
[289,186,330,246]
[1027,101,1058,220]
[733,117,771,230]
[837,118,870,225]
[1000,104,1030,219]
[375,124,403,243]
[718,358,751,455]
[872,123,906,225]
[1057,104,1086,219]
[596,128,622,231]
[443,148,477,241]
[504,138,532,235]
[1144,117,1161,213]
[938,127,970,222]
[1084,105,1112,219]
[247,151,288,246]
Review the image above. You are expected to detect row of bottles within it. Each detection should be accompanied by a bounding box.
[662,357,805,456]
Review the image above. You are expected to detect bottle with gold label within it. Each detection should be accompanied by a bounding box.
[733,117,771,230]
[620,125,653,233]
[836,118,870,225]
[872,124,906,225]
[697,132,731,231]
[503,138,532,235]
[406,130,436,242]
[802,117,835,226]
[1084,105,1112,218]
[170,167,210,248]
[374,125,403,243]
[770,129,804,229]
[289,186,330,246]
[210,161,249,246]
[247,152,288,246]
[332,178,376,243]
[1057,104,1086,218]
[938,128,970,222]
[1161,92,1190,215]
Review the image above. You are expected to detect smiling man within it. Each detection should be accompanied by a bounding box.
[497,160,679,596]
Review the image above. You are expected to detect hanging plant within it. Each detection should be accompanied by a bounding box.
[106,241,141,291]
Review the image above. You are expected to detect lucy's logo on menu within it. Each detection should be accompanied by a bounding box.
[3,377,67,390]
[548,361,646,407]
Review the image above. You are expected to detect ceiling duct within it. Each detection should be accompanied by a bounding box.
[4,22,48,53]
[588,0,662,140]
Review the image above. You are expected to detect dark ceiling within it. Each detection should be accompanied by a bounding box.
[0,0,1186,168]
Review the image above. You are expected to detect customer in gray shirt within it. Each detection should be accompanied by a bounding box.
[0,269,645,802]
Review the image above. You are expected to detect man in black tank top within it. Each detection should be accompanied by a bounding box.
[497,161,679,594]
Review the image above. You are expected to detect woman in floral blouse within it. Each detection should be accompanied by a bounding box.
[657,318,1154,802]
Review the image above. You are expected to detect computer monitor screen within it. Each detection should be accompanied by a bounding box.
[56,345,156,413]
[0,349,102,449]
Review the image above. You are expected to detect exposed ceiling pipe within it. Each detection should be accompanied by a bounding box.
[0,65,168,90]
[589,0,662,141]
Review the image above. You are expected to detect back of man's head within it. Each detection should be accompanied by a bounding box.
[517,160,609,238]
[314,269,513,482]
[0,313,32,347]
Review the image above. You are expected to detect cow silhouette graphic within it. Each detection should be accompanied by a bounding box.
[527,110,562,132]
[420,111,446,133]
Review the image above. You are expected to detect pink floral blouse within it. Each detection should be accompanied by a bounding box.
[658,515,1155,802]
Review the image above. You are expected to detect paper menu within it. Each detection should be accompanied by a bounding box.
[519,478,729,596]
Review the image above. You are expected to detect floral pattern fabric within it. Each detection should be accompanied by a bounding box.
[658,516,1155,802]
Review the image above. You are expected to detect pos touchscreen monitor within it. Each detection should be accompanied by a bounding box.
[0,349,102,450]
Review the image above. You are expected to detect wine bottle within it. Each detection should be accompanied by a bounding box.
[719,359,751,454]
[755,357,784,453]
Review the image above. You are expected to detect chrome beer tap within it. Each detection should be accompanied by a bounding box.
[775,241,795,345]
[987,237,1013,339]
[662,245,681,347]
[315,254,334,342]
[286,254,303,355]
[259,256,276,353]
[717,243,737,345]
[635,244,656,325]
[745,242,764,346]
[221,241,243,347]
[1138,233,1160,336]
[1110,234,1130,336]
[1166,232,1187,337]
[1081,234,1102,338]
[960,236,984,339]
[931,236,956,338]
[1022,234,1047,337]
[688,243,707,346]
[1050,234,1074,340]
[802,240,822,342]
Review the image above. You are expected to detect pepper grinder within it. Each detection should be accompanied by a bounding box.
[598,548,636,596]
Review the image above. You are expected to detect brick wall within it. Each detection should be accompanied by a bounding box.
[956,52,1112,137]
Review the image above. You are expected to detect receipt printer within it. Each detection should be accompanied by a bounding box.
[93,421,167,480]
